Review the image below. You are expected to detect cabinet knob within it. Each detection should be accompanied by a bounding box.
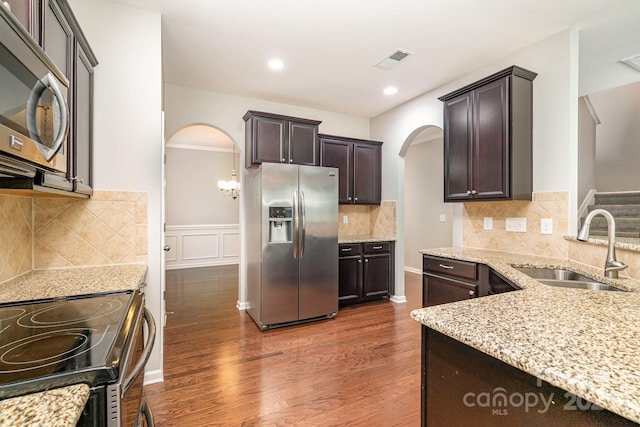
[358,259,362,263]
[365,259,369,263]
[348,196,352,201]
[354,197,358,201]
[471,189,477,195]
[469,290,475,296]
[281,158,286,162]
[289,158,293,162]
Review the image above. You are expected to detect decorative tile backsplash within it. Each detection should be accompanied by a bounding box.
[462,192,569,259]
[34,191,148,269]
[0,191,148,284]
[568,239,640,281]
[0,195,33,283]
[338,201,396,237]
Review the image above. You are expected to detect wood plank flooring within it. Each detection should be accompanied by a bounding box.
[144,266,423,426]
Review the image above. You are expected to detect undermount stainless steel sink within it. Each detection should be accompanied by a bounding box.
[513,267,623,291]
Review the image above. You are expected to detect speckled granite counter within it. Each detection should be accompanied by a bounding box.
[411,247,640,424]
[0,263,147,425]
[338,235,396,244]
[0,384,89,427]
[0,263,148,304]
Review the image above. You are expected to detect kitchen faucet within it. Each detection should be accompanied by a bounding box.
[577,208,628,278]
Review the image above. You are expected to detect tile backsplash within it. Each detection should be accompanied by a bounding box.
[0,191,147,283]
[339,201,396,237]
[462,192,569,259]
[0,195,33,282]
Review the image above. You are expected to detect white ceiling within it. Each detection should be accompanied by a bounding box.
[115,0,640,119]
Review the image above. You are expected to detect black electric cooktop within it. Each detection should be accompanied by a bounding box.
[0,291,135,399]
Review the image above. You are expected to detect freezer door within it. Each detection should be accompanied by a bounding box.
[261,163,300,325]
[298,165,339,320]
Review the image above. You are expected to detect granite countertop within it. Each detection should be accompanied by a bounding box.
[0,384,89,427]
[0,263,148,424]
[338,235,396,244]
[411,247,640,424]
[0,263,148,304]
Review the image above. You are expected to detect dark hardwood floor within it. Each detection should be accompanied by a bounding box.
[144,266,423,426]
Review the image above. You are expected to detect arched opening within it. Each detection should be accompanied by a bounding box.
[400,124,452,274]
[164,124,241,269]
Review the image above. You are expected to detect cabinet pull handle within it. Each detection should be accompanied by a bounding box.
[439,264,454,269]
[372,245,382,250]
[341,248,352,252]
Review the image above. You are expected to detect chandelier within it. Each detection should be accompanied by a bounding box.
[217,143,240,199]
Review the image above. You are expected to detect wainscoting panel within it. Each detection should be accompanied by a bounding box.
[165,224,239,269]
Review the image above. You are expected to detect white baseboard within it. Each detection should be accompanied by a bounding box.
[236,300,249,310]
[404,266,422,275]
[390,295,407,304]
[144,369,164,386]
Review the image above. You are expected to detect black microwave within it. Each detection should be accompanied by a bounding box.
[0,4,69,178]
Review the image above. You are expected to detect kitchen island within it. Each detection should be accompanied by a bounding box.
[0,263,148,425]
[411,248,640,425]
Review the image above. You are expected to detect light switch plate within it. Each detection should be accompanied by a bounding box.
[506,217,527,232]
[483,217,493,230]
[439,214,446,222]
[343,215,348,224]
[541,218,553,235]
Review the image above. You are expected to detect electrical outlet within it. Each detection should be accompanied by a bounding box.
[484,217,493,230]
[506,217,527,233]
[540,218,553,235]
[343,215,348,224]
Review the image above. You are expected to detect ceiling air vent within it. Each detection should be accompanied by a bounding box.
[620,54,640,72]
[375,49,413,70]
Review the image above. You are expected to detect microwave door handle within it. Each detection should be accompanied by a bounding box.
[25,73,69,161]
[300,190,306,258]
[122,307,157,394]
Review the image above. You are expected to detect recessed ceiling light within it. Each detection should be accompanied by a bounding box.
[384,86,398,95]
[268,59,284,70]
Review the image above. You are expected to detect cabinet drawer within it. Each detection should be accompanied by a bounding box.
[339,244,362,257]
[363,242,390,253]
[423,256,477,281]
[423,274,478,307]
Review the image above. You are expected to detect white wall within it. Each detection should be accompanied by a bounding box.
[590,82,640,192]
[578,97,597,204]
[68,0,164,382]
[165,148,240,225]
[404,134,452,272]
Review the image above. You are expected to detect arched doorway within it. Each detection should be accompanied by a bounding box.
[164,124,241,269]
[400,125,452,275]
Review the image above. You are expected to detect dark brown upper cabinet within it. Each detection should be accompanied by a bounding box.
[320,134,382,205]
[244,111,321,167]
[439,65,537,202]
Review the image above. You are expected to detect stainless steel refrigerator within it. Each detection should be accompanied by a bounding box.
[245,163,338,330]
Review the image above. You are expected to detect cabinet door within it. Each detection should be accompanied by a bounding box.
[339,255,361,302]
[43,0,72,79]
[363,253,390,297]
[288,121,319,165]
[473,77,509,199]
[353,143,380,204]
[251,116,286,164]
[443,93,473,201]
[321,138,352,203]
[72,42,93,194]
[423,274,476,307]
[4,0,40,41]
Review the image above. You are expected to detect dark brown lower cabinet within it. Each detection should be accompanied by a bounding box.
[423,255,478,307]
[339,241,394,306]
[422,327,636,426]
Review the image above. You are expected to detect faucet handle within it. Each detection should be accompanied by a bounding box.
[605,260,628,279]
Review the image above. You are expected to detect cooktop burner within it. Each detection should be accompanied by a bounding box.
[0,291,135,398]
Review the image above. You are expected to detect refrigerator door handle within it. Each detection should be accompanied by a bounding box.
[300,190,306,258]
[293,190,299,259]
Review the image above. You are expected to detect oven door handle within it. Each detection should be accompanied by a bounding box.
[141,399,155,427]
[123,307,156,394]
